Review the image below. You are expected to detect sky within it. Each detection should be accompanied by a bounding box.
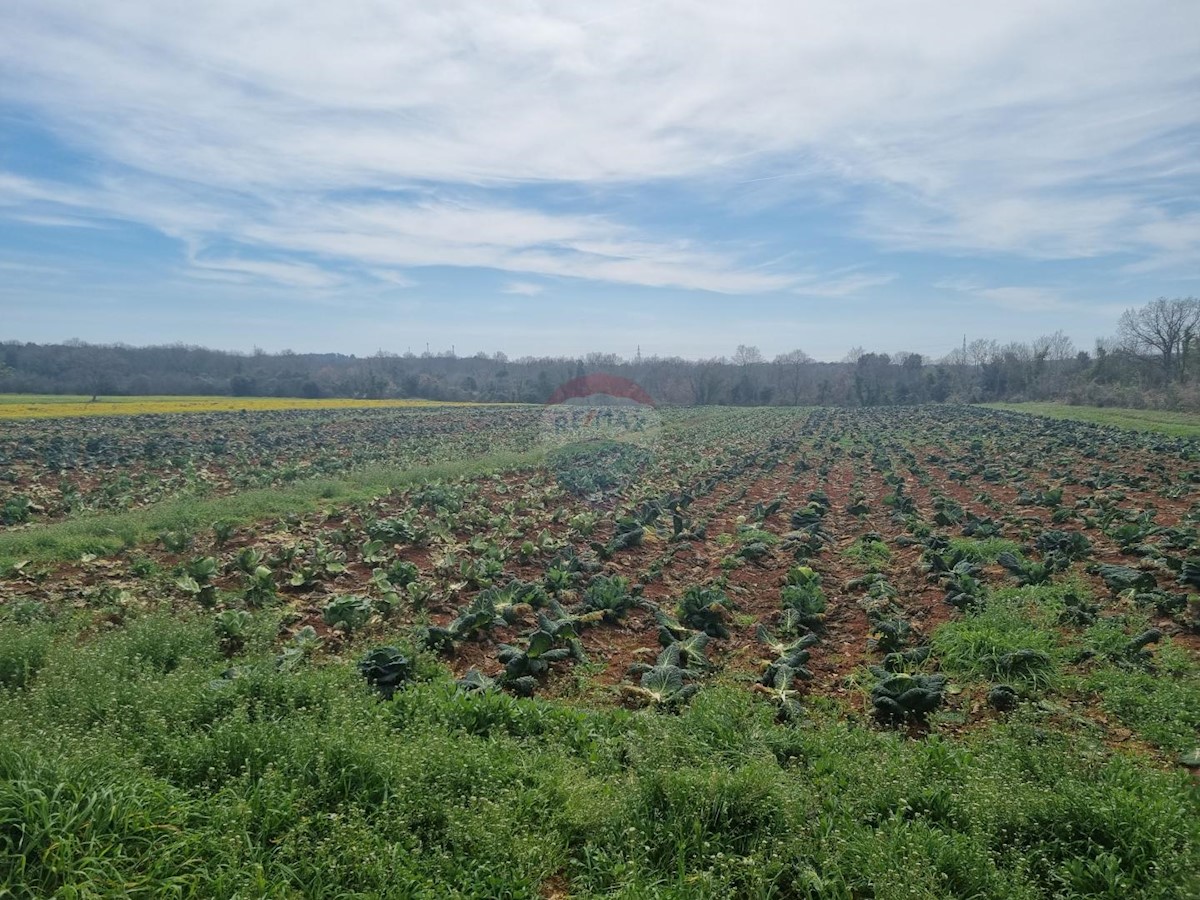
[1,1,1198,362]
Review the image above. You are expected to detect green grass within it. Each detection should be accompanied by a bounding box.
[980,403,1200,438]
[1083,665,1200,757]
[0,609,1196,899]
[842,536,892,569]
[1074,616,1200,756]
[948,537,1023,564]
[0,449,545,570]
[931,587,1064,688]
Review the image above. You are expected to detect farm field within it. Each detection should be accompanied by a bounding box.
[0,394,490,419]
[0,404,542,529]
[2,404,1199,898]
[980,402,1200,439]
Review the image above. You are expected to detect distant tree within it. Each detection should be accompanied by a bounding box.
[733,345,764,366]
[585,352,622,368]
[1032,330,1075,362]
[967,338,999,368]
[775,349,812,365]
[854,353,892,406]
[774,349,812,405]
[689,357,726,405]
[729,345,763,404]
[926,367,952,402]
[1118,297,1200,382]
[230,375,257,396]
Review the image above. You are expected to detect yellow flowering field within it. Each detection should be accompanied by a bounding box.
[0,394,490,419]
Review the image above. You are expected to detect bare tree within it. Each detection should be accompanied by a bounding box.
[1032,330,1075,362]
[967,338,999,368]
[940,345,968,367]
[730,345,764,403]
[732,344,764,366]
[1118,297,1200,381]
[689,357,727,405]
[773,348,812,405]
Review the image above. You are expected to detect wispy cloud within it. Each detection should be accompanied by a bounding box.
[937,277,1074,312]
[0,1,1196,345]
[187,254,345,290]
[0,176,802,292]
[792,272,896,298]
[936,279,1130,318]
[502,281,545,296]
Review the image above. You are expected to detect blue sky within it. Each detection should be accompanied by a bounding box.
[1,1,1197,361]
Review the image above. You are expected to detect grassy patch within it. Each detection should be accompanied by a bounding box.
[0,612,1196,899]
[931,587,1063,687]
[0,449,544,569]
[0,623,53,689]
[980,402,1200,438]
[1073,618,1200,756]
[949,537,1022,564]
[1081,663,1200,757]
[843,535,892,569]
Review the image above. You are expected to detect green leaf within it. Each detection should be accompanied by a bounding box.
[640,665,683,700]
[526,630,554,658]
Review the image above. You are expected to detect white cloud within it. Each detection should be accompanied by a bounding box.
[0,0,1196,287]
[974,286,1071,314]
[187,255,345,290]
[936,279,1130,318]
[502,281,545,296]
[367,269,418,288]
[792,272,896,298]
[936,278,1073,313]
[0,176,801,292]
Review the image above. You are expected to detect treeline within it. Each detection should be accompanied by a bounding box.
[2,297,1197,409]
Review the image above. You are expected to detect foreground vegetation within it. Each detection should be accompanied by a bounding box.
[1,606,1196,899]
[2,404,1199,897]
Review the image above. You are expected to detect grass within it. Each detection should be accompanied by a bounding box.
[0,393,499,419]
[842,535,892,569]
[1082,659,1200,756]
[0,607,1196,899]
[1074,615,1200,756]
[0,449,545,570]
[980,402,1200,438]
[931,587,1064,688]
[948,536,1023,563]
